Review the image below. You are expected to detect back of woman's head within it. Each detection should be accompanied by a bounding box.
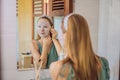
[63,13,100,80]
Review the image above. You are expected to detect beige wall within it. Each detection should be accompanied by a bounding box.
[98,0,120,80]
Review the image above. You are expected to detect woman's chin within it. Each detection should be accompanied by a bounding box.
[40,35,47,38]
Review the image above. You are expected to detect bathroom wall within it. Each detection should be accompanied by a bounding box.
[98,0,120,80]
[0,0,2,79]
[0,0,35,80]
[75,0,99,53]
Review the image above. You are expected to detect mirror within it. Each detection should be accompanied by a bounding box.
[16,0,65,70]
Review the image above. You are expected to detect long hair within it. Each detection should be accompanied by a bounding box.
[64,14,101,80]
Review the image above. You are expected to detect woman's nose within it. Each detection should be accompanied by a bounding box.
[41,28,44,32]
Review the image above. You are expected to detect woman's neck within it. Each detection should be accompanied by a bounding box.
[40,37,45,40]
[39,37,53,46]
[38,39,43,46]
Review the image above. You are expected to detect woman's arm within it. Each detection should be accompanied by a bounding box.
[53,39,62,56]
[51,29,62,56]
[30,40,41,62]
[30,40,48,62]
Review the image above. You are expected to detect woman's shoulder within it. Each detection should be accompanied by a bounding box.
[50,57,70,70]
[50,60,63,73]
[98,56,110,80]
[30,40,37,46]
[95,55,109,65]
[98,56,109,67]
[50,60,75,80]
[49,61,63,80]
[30,40,40,50]
[31,40,36,44]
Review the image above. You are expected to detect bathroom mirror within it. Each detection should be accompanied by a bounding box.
[16,0,65,70]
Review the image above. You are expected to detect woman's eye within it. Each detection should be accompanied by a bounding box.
[44,26,48,28]
[38,26,41,28]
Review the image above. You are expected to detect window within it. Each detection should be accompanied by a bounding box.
[33,0,43,39]
[16,0,18,16]
[33,0,43,16]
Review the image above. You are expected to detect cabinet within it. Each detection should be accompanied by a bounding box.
[19,53,33,69]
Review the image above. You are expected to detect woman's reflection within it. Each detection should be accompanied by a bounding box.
[30,15,61,69]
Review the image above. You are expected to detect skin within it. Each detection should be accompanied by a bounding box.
[51,28,62,55]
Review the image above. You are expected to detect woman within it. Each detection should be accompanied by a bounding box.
[30,15,61,69]
[50,13,110,80]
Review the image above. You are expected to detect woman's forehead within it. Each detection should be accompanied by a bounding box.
[38,19,50,25]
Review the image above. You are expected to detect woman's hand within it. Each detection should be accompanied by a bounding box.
[43,35,52,49]
[51,28,58,40]
[39,55,47,69]
[51,28,63,55]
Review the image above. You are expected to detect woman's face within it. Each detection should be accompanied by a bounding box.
[37,18,51,38]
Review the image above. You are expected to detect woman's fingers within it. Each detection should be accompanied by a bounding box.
[44,35,52,41]
[51,29,56,34]
[50,29,58,40]
[39,56,47,68]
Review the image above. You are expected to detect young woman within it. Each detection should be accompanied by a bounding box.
[30,15,61,69]
[50,13,110,80]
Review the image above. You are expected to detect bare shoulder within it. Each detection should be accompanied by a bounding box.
[50,61,63,72]
[31,40,36,45]
[30,40,38,50]
[49,61,63,80]
[50,60,71,80]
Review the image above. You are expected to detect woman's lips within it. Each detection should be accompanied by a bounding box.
[41,33,45,34]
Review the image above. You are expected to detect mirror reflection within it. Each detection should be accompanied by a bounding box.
[16,0,71,70]
[30,15,59,69]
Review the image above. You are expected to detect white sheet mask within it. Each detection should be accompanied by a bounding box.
[37,19,51,38]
